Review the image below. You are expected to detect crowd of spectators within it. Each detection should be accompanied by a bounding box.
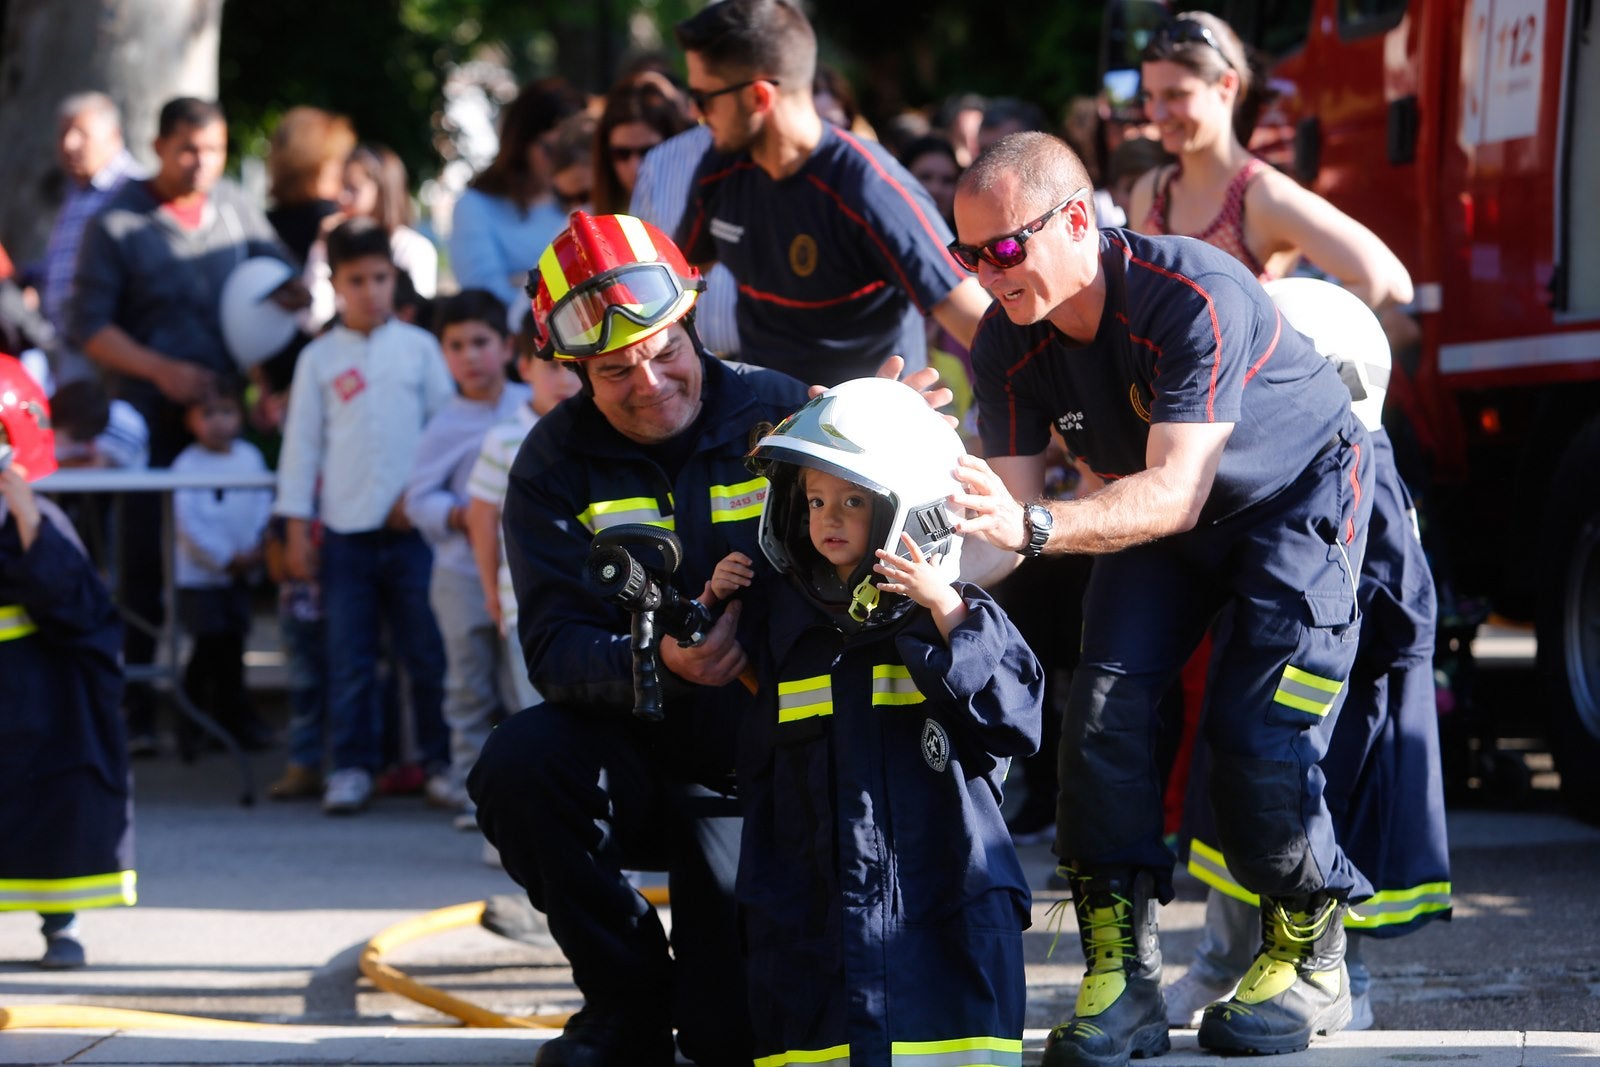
[0,15,1361,1049]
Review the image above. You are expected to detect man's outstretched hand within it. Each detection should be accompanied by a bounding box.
[806,354,957,427]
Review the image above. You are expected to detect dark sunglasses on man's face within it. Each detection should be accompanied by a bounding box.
[947,188,1089,272]
[686,78,778,113]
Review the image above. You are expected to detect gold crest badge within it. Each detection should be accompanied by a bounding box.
[1129,383,1152,423]
[789,234,818,277]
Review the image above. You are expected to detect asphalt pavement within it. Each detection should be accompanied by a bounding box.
[4,625,1600,1065]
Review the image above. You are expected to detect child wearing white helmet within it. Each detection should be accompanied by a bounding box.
[708,376,1045,1067]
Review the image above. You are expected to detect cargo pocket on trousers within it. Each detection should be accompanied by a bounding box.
[1264,589,1356,728]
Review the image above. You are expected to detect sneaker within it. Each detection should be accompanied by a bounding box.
[1164,968,1239,1028]
[452,807,479,832]
[39,934,86,970]
[1347,989,1374,1031]
[322,768,374,815]
[126,732,159,759]
[267,764,324,801]
[481,894,555,946]
[425,772,468,811]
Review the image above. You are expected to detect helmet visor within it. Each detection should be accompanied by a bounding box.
[547,262,697,359]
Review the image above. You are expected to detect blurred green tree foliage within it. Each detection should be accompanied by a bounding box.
[219,0,1100,185]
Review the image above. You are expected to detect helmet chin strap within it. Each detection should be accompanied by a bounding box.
[848,575,880,623]
[681,309,708,360]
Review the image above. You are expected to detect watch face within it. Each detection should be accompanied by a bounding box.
[1023,504,1052,556]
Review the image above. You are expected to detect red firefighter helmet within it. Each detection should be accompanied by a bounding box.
[525,211,703,361]
[0,353,56,482]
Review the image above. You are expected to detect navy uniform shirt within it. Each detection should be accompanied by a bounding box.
[678,123,966,387]
[973,228,1353,525]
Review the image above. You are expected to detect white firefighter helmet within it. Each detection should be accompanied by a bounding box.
[748,377,966,629]
[1263,276,1391,432]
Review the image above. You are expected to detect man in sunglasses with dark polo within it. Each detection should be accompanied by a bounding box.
[672,0,991,388]
[949,130,1376,1066]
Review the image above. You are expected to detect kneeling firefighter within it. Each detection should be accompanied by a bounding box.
[465,211,812,1067]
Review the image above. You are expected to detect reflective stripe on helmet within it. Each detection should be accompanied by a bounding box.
[617,213,658,263]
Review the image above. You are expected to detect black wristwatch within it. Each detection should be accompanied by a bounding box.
[1020,502,1053,558]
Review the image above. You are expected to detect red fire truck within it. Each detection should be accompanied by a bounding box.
[1101,0,1600,820]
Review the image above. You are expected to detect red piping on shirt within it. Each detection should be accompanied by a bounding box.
[738,279,887,309]
[801,173,931,313]
[834,128,968,275]
[1244,307,1283,385]
[1125,252,1224,421]
[1002,334,1056,457]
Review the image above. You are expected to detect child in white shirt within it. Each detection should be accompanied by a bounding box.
[171,377,273,752]
[274,218,455,815]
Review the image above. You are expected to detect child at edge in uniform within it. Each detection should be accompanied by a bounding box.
[274,217,455,816]
[0,354,135,969]
[708,377,1045,1067]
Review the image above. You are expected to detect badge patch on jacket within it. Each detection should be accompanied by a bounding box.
[921,718,949,772]
[333,368,366,403]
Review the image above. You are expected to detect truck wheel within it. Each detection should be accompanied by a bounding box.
[1536,419,1600,824]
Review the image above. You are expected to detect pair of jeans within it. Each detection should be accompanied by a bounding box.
[320,528,446,774]
[428,564,518,794]
[281,610,328,769]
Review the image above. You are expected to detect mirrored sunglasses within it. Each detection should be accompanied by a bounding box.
[947,188,1090,272]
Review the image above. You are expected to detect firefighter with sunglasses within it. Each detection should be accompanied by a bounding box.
[948,133,1377,1065]
[466,212,947,1067]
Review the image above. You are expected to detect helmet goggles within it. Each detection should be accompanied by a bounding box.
[545,261,704,360]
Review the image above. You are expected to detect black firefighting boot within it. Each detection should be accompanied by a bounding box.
[1041,866,1171,1067]
[1197,891,1352,1055]
[533,1004,674,1067]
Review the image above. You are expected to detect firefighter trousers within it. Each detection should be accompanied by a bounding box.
[1057,429,1375,905]
[468,702,750,1065]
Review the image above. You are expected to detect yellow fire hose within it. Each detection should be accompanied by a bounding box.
[1,889,670,1032]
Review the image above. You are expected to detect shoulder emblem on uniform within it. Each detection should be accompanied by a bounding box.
[789,234,818,278]
[921,717,949,772]
[1128,383,1152,423]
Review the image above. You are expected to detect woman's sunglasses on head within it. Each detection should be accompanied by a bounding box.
[1145,18,1233,70]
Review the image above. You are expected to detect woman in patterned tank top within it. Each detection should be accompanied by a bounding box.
[1120,9,1432,1039]
[1125,11,1411,309]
